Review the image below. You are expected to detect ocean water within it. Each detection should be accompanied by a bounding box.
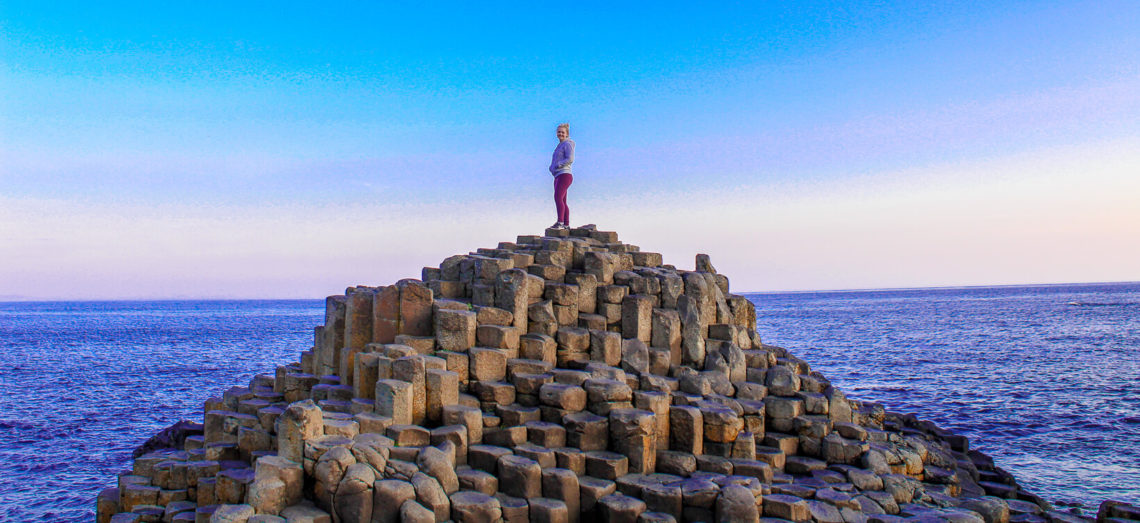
[0,283,1137,521]
[0,300,324,522]
[746,282,1140,510]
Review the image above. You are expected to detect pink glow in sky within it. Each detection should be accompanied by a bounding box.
[2,2,1138,299]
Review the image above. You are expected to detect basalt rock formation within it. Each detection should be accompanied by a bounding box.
[97,226,1133,523]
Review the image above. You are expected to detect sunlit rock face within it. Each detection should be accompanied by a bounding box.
[100,225,1074,523]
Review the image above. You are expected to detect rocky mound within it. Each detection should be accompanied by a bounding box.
[97,226,1128,523]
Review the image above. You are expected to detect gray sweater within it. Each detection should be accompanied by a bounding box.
[549,139,575,176]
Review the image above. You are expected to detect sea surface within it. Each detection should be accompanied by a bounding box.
[0,300,324,522]
[0,283,1137,521]
[746,282,1140,511]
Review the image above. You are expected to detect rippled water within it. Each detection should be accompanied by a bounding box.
[1,284,1137,521]
[0,300,323,522]
[747,282,1140,510]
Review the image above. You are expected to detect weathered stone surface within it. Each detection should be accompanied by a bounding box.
[497,454,542,499]
[216,467,255,505]
[457,467,499,495]
[585,251,618,284]
[373,479,417,523]
[598,493,648,523]
[669,405,703,455]
[247,478,287,516]
[374,379,413,425]
[807,499,844,523]
[469,348,508,382]
[495,269,530,330]
[640,483,682,519]
[715,484,759,523]
[495,493,530,522]
[278,504,331,523]
[424,369,459,423]
[956,496,1011,523]
[436,309,477,352]
[590,330,622,366]
[450,491,502,522]
[333,463,375,522]
[764,493,810,521]
[392,356,428,425]
[677,294,705,368]
[416,445,460,495]
[371,285,400,345]
[313,446,353,511]
[276,400,323,464]
[539,383,587,411]
[319,296,347,374]
[608,408,657,473]
[564,410,609,451]
[585,450,629,480]
[103,228,1055,523]
[620,338,650,376]
[529,498,570,523]
[621,294,653,342]
[398,280,434,336]
[540,468,581,523]
[400,499,437,523]
[211,504,256,523]
[579,476,618,518]
[411,472,450,522]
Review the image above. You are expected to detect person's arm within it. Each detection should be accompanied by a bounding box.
[557,141,575,170]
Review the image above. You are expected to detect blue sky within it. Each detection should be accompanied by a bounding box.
[2,1,1138,299]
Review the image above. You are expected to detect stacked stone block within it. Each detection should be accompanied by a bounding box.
[98,225,1123,523]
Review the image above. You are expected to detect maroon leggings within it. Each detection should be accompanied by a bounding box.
[554,173,573,224]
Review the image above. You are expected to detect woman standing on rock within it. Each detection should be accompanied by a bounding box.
[549,123,574,229]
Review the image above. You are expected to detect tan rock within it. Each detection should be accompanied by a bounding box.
[334,463,376,523]
[372,285,400,344]
[247,478,286,515]
[449,491,502,523]
[411,472,450,522]
[621,294,653,343]
[210,504,256,523]
[495,269,530,330]
[497,454,542,499]
[435,309,476,352]
[276,400,323,464]
[400,499,436,523]
[313,446,354,511]
[373,380,413,425]
[398,280,433,336]
[416,445,459,495]
[372,479,416,523]
[253,456,303,508]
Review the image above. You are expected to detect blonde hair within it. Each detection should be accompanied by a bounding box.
[557,123,570,134]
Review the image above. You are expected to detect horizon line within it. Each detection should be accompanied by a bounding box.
[2,280,1137,304]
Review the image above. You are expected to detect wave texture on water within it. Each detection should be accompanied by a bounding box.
[1,284,1137,520]
[746,282,1140,509]
[0,300,323,522]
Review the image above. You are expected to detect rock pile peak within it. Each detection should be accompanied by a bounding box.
[99,225,1123,523]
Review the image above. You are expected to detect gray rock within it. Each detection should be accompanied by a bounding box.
[807,499,845,523]
[715,484,759,523]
